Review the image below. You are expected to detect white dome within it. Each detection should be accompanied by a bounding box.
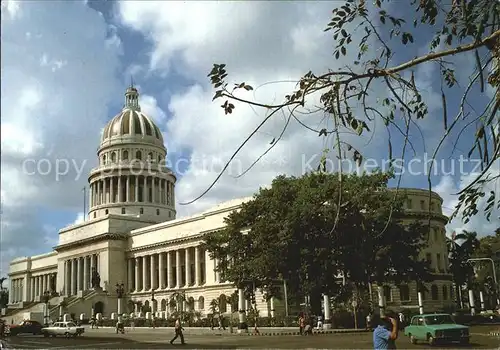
[100,87,164,148]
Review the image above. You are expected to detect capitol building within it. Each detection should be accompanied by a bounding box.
[5,87,454,323]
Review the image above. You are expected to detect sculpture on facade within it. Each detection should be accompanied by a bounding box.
[91,268,101,289]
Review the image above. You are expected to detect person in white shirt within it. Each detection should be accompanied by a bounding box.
[317,315,323,330]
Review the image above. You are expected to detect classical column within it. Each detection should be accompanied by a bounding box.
[30,277,35,301]
[110,177,114,203]
[175,250,181,288]
[8,279,13,304]
[134,257,140,292]
[152,178,156,203]
[103,178,107,204]
[118,176,123,202]
[143,176,147,203]
[41,274,46,295]
[88,183,92,210]
[185,248,191,286]
[135,176,139,202]
[167,251,172,289]
[214,258,220,283]
[142,256,147,291]
[71,259,77,295]
[77,258,83,292]
[126,176,130,202]
[164,180,170,205]
[65,261,71,295]
[195,246,200,286]
[97,180,101,205]
[83,256,89,290]
[158,252,165,290]
[150,254,156,290]
[127,259,133,292]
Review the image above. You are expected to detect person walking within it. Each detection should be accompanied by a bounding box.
[298,313,305,335]
[373,313,398,349]
[170,318,185,345]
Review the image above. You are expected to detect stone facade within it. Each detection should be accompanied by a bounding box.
[5,87,452,323]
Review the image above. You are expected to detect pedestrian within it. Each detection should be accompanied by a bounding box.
[130,317,135,330]
[398,312,405,328]
[373,313,398,350]
[170,318,185,345]
[298,313,305,335]
[366,312,372,330]
[218,314,225,330]
[317,315,323,330]
[0,320,5,339]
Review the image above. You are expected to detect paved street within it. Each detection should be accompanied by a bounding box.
[4,325,499,349]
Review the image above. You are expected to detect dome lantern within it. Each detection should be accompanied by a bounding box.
[124,84,140,111]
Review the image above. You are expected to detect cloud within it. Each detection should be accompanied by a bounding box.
[0,1,122,275]
[433,159,500,237]
[118,1,396,216]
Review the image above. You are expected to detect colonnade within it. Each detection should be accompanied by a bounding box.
[64,254,100,296]
[128,246,207,292]
[89,175,174,208]
[9,273,56,304]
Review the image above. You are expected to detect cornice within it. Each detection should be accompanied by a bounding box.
[398,211,449,225]
[128,228,222,253]
[54,233,128,252]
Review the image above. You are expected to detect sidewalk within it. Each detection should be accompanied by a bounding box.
[85,326,369,336]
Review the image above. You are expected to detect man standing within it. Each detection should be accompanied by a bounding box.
[170,318,185,345]
[373,314,398,349]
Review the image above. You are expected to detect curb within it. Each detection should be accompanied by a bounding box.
[238,329,370,336]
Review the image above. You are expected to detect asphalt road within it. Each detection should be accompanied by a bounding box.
[4,326,499,349]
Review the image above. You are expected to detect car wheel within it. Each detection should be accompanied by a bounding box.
[410,335,417,344]
[64,332,70,338]
[428,335,435,346]
[43,332,49,338]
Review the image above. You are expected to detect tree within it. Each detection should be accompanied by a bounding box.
[196,0,500,226]
[472,229,500,305]
[203,171,432,314]
[0,277,8,308]
[447,230,480,307]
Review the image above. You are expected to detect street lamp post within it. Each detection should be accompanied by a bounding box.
[42,291,51,326]
[115,283,125,315]
[467,258,500,307]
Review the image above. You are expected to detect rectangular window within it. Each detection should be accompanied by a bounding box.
[407,199,412,209]
[437,253,442,271]
[420,200,425,210]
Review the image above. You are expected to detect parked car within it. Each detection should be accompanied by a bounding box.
[5,320,43,336]
[404,313,470,346]
[41,321,85,338]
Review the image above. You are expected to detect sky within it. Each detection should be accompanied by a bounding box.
[1,0,499,276]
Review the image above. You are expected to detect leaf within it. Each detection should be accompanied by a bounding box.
[341,46,347,56]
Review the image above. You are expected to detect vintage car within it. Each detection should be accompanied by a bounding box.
[41,321,85,338]
[404,313,470,345]
[5,320,43,336]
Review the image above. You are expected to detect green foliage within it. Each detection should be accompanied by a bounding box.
[203,171,431,307]
[204,0,500,225]
[447,230,480,287]
[0,277,8,308]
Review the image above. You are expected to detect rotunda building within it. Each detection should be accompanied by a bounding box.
[88,86,176,222]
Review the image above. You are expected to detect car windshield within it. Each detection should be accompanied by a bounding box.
[425,315,455,325]
[66,322,76,327]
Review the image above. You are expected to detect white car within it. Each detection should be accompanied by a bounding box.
[41,321,85,338]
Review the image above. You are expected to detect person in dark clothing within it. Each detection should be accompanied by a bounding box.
[170,319,185,345]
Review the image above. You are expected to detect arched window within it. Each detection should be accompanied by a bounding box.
[442,285,448,300]
[136,150,142,160]
[111,152,116,163]
[431,285,439,300]
[198,296,205,310]
[148,152,153,161]
[399,285,410,301]
[219,294,227,313]
[161,299,167,311]
[122,150,129,160]
[102,154,107,165]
